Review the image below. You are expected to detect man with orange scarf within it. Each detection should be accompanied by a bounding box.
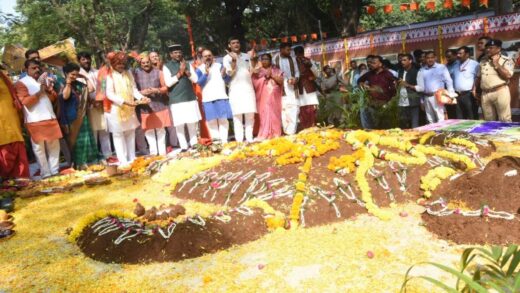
[0,70,30,178]
[104,52,150,167]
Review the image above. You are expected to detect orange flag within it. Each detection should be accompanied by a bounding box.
[400,4,409,11]
[311,33,318,40]
[425,1,436,11]
[260,39,267,46]
[281,37,288,43]
[461,0,471,8]
[300,34,307,41]
[479,0,489,7]
[443,0,453,9]
[291,35,297,42]
[366,5,376,15]
[410,2,419,11]
[322,32,328,39]
[383,4,393,14]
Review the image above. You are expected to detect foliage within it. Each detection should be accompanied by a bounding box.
[401,245,520,293]
[317,87,368,129]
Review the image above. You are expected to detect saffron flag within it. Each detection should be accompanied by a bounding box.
[425,1,436,11]
[311,33,318,40]
[410,2,419,11]
[400,4,409,11]
[383,4,393,14]
[291,35,297,42]
[443,0,453,9]
[480,0,489,7]
[366,5,376,15]
[461,0,471,8]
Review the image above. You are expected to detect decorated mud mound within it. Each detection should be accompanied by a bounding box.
[70,128,514,264]
[423,156,520,245]
[76,205,268,263]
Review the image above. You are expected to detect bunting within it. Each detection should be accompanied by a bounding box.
[426,1,436,11]
[363,0,481,15]
[483,17,489,35]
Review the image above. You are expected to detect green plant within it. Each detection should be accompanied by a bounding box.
[317,87,368,129]
[401,245,520,293]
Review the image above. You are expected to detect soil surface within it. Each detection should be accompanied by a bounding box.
[422,156,520,245]
[77,209,268,264]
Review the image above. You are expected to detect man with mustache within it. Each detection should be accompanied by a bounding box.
[15,59,62,178]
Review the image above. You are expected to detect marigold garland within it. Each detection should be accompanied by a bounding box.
[289,157,313,228]
[243,198,286,230]
[420,166,457,198]
[415,145,476,170]
[446,137,479,153]
[68,210,135,243]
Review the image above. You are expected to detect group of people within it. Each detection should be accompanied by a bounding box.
[332,36,516,129]
[0,37,322,179]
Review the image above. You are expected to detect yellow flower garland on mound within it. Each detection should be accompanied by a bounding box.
[345,131,392,220]
[446,137,479,153]
[230,130,343,166]
[152,156,224,189]
[68,210,135,243]
[420,166,457,198]
[328,149,366,173]
[244,198,286,230]
[415,145,476,170]
[289,157,313,228]
[419,131,436,145]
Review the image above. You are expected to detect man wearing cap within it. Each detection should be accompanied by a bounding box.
[476,39,515,122]
[162,44,201,151]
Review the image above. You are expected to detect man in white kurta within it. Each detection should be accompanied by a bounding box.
[223,38,257,143]
[274,43,300,135]
[15,59,62,178]
[105,52,149,166]
[77,51,112,159]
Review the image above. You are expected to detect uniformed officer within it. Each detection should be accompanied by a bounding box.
[475,39,515,122]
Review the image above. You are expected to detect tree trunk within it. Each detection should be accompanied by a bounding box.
[128,0,155,51]
[339,0,363,37]
[224,0,250,44]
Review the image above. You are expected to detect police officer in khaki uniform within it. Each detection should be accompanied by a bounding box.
[475,39,515,122]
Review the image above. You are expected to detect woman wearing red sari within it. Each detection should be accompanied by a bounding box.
[252,54,284,140]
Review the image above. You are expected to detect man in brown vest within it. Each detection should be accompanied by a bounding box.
[294,46,319,130]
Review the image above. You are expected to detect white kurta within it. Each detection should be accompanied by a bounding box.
[223,53,257,114]
[105,70,144,133]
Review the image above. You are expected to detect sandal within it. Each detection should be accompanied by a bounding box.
[0,229,15,240]
[0,221,15,231]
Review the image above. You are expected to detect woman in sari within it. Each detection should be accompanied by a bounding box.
[252,54,284,140]
[59,62,100,169]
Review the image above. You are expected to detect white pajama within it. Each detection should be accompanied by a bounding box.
[93,129,112,158]
[144,128,166,155]
[424,95,445,124]
[282,79,299,135]
[206,118,229,143]
[31,139,60,178]
[112,129,136,166]
[233,113,254,143]
[176,122,198,150]
[135,127,149,155]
